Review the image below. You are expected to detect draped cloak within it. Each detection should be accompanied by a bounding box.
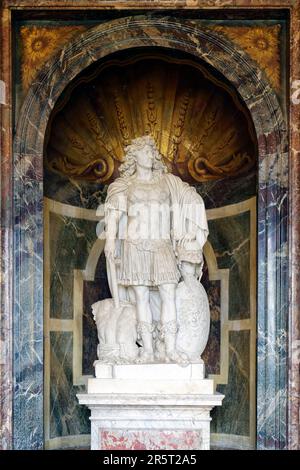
[99,173,209,308]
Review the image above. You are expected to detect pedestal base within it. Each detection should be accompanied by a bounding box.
[77,363,224,450]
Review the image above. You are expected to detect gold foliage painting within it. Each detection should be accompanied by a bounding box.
[209,25,281,93]
[20,25,87,93]
[20,24,281,96]
[45,54,257,184]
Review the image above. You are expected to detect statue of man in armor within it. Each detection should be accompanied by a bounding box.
[100,135,209,363]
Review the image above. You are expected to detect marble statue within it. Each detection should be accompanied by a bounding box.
[92,135,210,365]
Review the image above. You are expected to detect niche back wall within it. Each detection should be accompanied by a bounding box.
[43,48,258,449]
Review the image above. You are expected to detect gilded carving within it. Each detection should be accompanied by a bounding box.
[168,88,191,163]
[114,92,131,146]
[45,55,256,183]
[145,81,158,141]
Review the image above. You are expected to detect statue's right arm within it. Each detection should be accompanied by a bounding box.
[104,209,121,261]
[104,178,127,261]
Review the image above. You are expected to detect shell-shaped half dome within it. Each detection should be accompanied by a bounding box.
[45,53,257,184]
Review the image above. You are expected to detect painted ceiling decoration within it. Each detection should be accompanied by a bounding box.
[45,54,257,184]
[20,24,281,94]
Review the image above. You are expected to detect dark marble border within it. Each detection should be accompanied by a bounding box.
[288,2,300,451]
[0,4,298,450]
[0,5,13,451]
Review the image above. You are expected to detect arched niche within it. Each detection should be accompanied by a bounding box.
[13,16,288,450]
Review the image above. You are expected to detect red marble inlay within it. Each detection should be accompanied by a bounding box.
[100,429,202,450]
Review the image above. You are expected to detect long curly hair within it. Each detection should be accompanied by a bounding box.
[119,135,168,178]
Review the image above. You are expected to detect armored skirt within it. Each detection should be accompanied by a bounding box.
[118,239,180,287]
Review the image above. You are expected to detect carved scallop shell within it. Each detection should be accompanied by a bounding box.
[46,53,256,183]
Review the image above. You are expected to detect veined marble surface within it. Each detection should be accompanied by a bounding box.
[44,195,256,448]
[77,373,224,450]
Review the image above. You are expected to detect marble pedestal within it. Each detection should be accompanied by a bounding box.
[77,362,224,450]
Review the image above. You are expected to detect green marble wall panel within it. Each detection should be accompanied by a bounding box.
[47,212,99,442]
[83,253,111,376]
[211,330,250,437]
[46,201,254,445]
[50,331,89,439]
[201,264,221,376]
[49,213,97,319]
[208,211,251,321]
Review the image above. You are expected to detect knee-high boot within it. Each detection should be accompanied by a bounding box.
[137,321,154,362]
[160,321,188,363]
[160,320,178,360]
